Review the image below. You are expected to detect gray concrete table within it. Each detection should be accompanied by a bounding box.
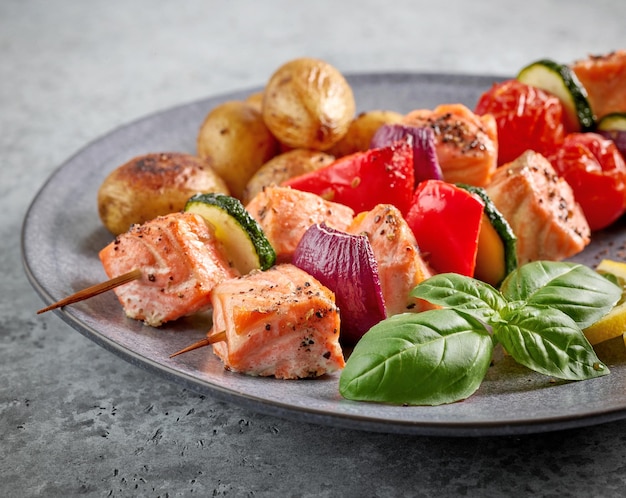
[3,0,626,496]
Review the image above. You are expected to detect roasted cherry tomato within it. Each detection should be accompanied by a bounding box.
[282,139,414,215]
[405,180,484,276]
[475,79,566,166]
[548,132,626,231]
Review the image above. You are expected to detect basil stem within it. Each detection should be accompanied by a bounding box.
[495,304,609,380]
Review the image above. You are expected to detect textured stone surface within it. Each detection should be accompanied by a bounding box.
[3,0,626,496]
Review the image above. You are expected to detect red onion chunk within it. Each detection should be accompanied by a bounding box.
[371,124,443,183]
[597,130,626,160]
[293,223,386,346]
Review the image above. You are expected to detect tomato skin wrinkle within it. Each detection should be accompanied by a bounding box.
[475,79,566,166]
[548,132,626,231]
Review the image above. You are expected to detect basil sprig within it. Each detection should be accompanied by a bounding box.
[339,261,621,406]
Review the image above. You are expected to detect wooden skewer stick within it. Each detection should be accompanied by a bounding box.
[169,330,227,358]
[36,268,142,314]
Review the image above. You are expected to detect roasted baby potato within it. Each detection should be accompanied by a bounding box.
[245,91,264,112]
[242,149,335,204]
[197,100,279,199]
[97,152,229,235]
[326,110,405,157]
[262,57,355,151]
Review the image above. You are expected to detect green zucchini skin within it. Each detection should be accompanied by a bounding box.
[457,184,518,283]
[185,193,276,272]
[517,59,595,132]
[597,112,626,132]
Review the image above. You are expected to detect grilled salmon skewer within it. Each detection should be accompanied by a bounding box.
[98,211,238,327]
[37,188,352,326]
[37,212,239,326]
[170,264,345,379]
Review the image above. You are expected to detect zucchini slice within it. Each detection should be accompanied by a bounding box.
[517,59,595,132]
[597,112,626,132]
[457,184,518,287]
[185,193,276,273]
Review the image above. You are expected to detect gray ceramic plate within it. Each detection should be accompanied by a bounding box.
[22,72,626,437]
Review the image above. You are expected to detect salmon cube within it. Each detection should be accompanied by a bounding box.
[245,186,354,263]
[99,212,238,327]
[210,264,345,379]
[403,103,498,187]
[348,204,434,315]
[486,150,590,264]
[571,50,626,120]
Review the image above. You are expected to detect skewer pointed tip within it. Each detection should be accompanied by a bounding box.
[169,330,226,358]
[36,269,142,314]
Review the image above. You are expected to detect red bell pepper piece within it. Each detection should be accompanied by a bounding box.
[282,140,414,215]
[405,180,484,276]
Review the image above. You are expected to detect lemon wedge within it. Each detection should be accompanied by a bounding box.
[583,259,626,345]
[595,259,626,279]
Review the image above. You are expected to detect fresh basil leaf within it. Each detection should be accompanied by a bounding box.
[499,261,621,329]
[339,309,493,406]
[410,273,506,322]
[495,304,609,381]
[602,272,620,287]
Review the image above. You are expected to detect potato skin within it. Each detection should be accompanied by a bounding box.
[245,91,264,112]
[262,57,356,151]
[242,149,335,204]
[97,152,229,235]
[197,100,279,199]
[326,109,405,157]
